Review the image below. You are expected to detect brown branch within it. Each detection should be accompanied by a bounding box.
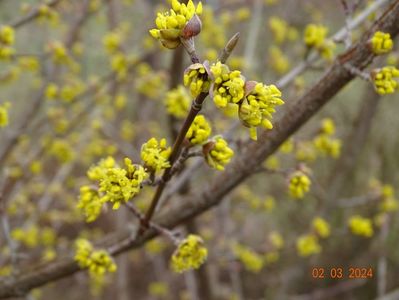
[1,2,399,297]
[139,33,241,235]
[327,84,381,201]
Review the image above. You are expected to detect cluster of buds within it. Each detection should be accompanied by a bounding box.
[184,61,284,140]
[371,66,399,95]
[149,0,203,49]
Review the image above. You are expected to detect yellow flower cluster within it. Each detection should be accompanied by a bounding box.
[312,217,330,238]
[170,234,208,273]
[296,234,321,257]
[164,85,190,118]
[204,136,234,171]
[0,102,10,128]
[372,66,399,95]
[370,31,393,55]
[269,46,290,75]
[210,62,245,108]
[269,231,284,249]
[78,157,148,221]
[268,16,298,45]
[303,24,335,61]
[47,41,70,65]
[48,139,75,163]
[78,186,104,222]
[348,215,373,237]
[149,0,203,49]
[0,25,15,60]
[74,239,117,277]
[37,4,59,25]
[136,64,166,100]
[184,63,210,97]
[102,30,124,54]
[233,243,264,273]
[313,118,341,158]
[288,171,311,199]
[379,184,398,213]
[239,82,284,140]
[186,115,212,145]
[98,158,147,209]
[148,281,169,297]
[304,24,327,48]
[141,138,171,173]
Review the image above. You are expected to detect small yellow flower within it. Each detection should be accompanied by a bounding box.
[186,114,212,145]
[141,138,171,172]
[296,234,321,257]
[184,63,210,97]
[312,217,330,238]
[370,31,393,55]
[372,66,399,95]
[0,26,15,45]
[171,234,208,273]
[348,215,373,237]
[210,62,245,108]
[74,239,117,277]
[288,171,311,199]
[269,231,284,249]
[204,136,234,171]
[164,85,190,118]
[239,82,284,140]
[0,102,10,128]
[304,24,327,48]
[233,243,264,273]
[268,46,290,75]
[313,134,341,158]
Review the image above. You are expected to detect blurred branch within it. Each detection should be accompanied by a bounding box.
[10,0,64,29]
[1,1,399,297]
[276,0,390,89]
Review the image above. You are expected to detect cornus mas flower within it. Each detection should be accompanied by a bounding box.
[98,158,147,209]
[0,26,15,45]
[313,134,341,158]
[0,26,15,60]
[370,31,393,55]
[186,114,212,145]
[203,136,234,171]
[78,157,148,220]
[288,170,311,199]
[296,234,321,257]
[312,217,330,238]
[0,102,10,127]
[239,81,284,140]
[184,63,210,97]
[210,62,245,108]
[303,24,335,61]
[74,239,117,277]
[170,234,208,273]
[233,243,264,273]
[78,186,104,222]
[304,24,327,48]
[371,66,399,95]
[320,118,335,135]
[149,0,203,49]
[141,138,171,173]
[164,85,190,118]
[348,215,374,237]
